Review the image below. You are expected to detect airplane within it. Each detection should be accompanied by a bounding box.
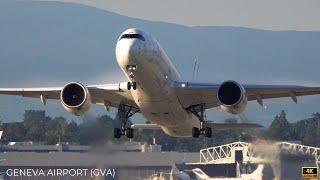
[1,28,320,139]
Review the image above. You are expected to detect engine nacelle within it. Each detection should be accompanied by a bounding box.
[60,82,92,116]
[217,80,247,114]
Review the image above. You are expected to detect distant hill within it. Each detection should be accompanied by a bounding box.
[0,1,320,124]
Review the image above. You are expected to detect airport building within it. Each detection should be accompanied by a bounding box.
[0,141,318,179]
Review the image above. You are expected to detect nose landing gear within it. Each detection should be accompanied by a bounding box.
[127,81,137,90]
[126,65,137,90]
[187,104,212,138]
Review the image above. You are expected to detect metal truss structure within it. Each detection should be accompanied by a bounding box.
[200,141,319,168]
[278,142,320,168]
[199,141,253,163]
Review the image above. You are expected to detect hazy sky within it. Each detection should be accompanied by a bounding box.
[37,0,320,31]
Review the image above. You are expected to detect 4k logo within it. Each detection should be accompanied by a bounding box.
[302,167,318,179]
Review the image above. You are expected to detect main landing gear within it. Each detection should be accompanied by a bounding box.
[187,104,212,138]
[114,104,139,139]
[126,65,137,90]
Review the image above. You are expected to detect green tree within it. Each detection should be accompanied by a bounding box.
[23,110,51,141]
[79,114,115,144]
[1,122,26,143]
[312,113,320,146]
[44,116,68,144]
[303,124,315,145]
[67,120,79,134]
[268,110,291,140]
[64,120,80,143]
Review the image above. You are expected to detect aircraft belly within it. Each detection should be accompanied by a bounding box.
[124,48,197,137]
[135,95,198,137]
[135,56,171,97]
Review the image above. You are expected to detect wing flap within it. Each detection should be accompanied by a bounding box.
[206,122,263,130]
[246,85,320,101]
[131,124,161,130]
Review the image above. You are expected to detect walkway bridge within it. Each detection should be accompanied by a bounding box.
[199,141,319,168]
[278,142,319,168]
[199,141,253,164]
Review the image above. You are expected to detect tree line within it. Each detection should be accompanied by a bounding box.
[267,110,320,146]
[0,109,319,151]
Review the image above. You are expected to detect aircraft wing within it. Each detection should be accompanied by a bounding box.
[206,122,263,130]
[131,124,161,129]
[0,82,137,108]
[174,81,320,109]
[131,123,262,130]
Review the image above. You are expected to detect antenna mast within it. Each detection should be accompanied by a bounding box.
[192,58,200,80]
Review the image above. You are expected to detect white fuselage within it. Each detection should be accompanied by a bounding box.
[116,28,199,137]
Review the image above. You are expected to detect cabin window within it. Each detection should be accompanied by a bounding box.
[119,34,145,41]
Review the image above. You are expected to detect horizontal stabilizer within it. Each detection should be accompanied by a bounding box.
[206,122,263,130]
[131,124,161,129]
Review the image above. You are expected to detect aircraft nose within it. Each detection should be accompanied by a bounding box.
[122,39,142,64]
[128,39,141,55]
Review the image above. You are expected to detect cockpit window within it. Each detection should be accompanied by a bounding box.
[119,34,145,41]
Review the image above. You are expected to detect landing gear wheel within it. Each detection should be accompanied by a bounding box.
[114,128,122,139]
[126,65,137,91]
[192,127,200,138]
[127,82,137,90]
[204,127,212,138]
[132,82,137,90]
[127,82,132,90]
[125,128,134,139]
[188,104,212,138]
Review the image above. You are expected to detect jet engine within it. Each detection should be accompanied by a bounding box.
[217,80,247,114]
[60,82,91,116]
